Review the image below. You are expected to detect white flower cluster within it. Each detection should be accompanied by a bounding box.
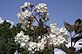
[17,2,32,18]
[14,31,47,53]
[21,2,31,9]
[17,2,32,23]
[17,2,48,30]
[14,31,30,47]
[17,2,33,30]
[17,10,32,19]
[26,36,47,53]
[14,23,68,53]
[36,3,48,12]
[49,23,68,46]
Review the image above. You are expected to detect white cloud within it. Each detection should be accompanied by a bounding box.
[0,17,14,27]
[6,20,14,26]
[0,17,4,24]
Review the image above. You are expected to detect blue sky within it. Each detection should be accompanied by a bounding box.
[0,0,82,27]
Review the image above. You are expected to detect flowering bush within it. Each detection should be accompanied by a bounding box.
[14,23,68,53]
[14,2,69,54]
[0,2,82,54]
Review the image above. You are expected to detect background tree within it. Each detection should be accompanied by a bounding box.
[0,20,24,54]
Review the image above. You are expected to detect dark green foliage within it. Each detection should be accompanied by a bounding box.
[0,21,25,54]
[74,18,82,34]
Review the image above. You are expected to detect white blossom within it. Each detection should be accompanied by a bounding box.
[24,2,31,7]
[36,3,48,12]
[14,31,30,47]
[25,10,32,17]
[50,23,60,34]
[20,42,26,47]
